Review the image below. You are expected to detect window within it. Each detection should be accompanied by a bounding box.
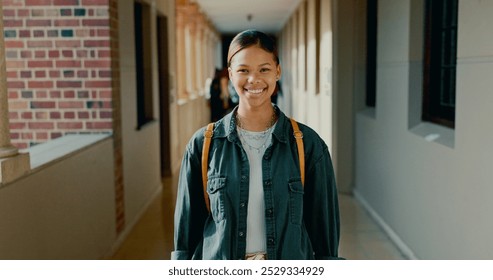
[134,1,154,129]
[422,0,458,128]
[366,0,378,108]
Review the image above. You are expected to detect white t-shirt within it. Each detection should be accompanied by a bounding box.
[237,122,277,254]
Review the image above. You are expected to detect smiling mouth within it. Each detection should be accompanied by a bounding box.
[245,88,264,94]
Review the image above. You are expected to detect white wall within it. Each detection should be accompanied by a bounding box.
[0,138,115,259]
[118,0,164,235]
[354,0,493,259]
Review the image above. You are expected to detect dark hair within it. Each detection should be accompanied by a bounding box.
[227,29,279,67]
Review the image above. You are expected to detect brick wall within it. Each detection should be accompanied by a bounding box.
[3,0,112,149]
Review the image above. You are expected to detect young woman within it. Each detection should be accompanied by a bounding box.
[172,29,341,260]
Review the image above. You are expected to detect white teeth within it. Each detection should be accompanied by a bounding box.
[247,89,263,94]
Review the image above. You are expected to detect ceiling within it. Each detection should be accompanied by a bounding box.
[193,0,303,35]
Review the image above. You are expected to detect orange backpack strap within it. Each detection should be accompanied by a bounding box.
[290,118,305,186]
[202,122,214,213]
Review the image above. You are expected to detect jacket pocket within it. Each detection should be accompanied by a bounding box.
[288,179,304,225]
[207,176,227,222]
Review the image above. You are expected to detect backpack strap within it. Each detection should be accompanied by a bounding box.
[290,118,305,186]
[202,122,214,213]
[201,118,305,213]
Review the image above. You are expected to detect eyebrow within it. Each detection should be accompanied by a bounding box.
[235,62,272,67]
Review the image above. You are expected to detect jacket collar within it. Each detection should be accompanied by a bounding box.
[212,104,290,144]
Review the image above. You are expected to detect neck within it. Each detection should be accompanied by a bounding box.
[236,105,276,132]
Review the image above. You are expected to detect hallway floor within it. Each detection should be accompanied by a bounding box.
[108,176,406,260]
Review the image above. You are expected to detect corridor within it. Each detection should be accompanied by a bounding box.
[108,176,405,260]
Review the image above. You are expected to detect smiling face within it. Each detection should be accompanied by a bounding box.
[228,45,281,110]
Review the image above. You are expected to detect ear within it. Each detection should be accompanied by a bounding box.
[276,64,282,80]
[228,67,233,80]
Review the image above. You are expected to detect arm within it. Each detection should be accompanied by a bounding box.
[171,138,208,260]
[303,144,342,260]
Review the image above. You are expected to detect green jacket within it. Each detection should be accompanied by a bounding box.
[172,106,341,260]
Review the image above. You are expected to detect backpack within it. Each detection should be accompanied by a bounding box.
[201,118,304,212]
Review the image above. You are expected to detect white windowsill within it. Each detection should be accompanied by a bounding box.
[409,122,454,148]
[23,134,111,170]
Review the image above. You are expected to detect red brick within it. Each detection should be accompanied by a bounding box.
[62,50,73,57]
[58,122,83,129]
[27,41,53,48]
[19,30,31,38]
[18,9,29,17]
[10,133,20,141]
[85,80,111,88]
[84,40,109,48]
[27,19,52,27]
[50,71,61,78]
[5,41,24,48]
[29,122,55,129]
[31,9,45,17]
[54,0,79,5]
[54,19,80,27]
[50,91,62,98]
[9,122,26,130]
[99,90,112,99]
[97,29,110,37]
[85,60,110,68]
[9,112,19,120]
[59,101,84,109]
[26,0,53,5]
[31,101,56,109]
[6,61,25,68]
[98,70,111,78]
[55,40,81,48]
[82,0,109,5]
[75,30,90,37]
[21,133,34,140]
[33,30,45,37]
[28,81,54,88]
[7,71,18,78]
[50,112,61,119]
[28,60,53,68]
[51,132,63,139]
[35,50,46,58]
[4,20,23,28]
[77,70,88,78]
[64,91,76,98]
[82,19,109,27]
[56,60,82,68]
[36,91,48,98]
[49,50,60,58]
[86,121,112,129]
[64,112,76,119]
[98,50,111,58]
[8,92,19,99]
[57,81,82,88]
[76,50,88,58]
[78,111,90,119]
[7,81,25,89]
[21,112,33,119]
[20,51,32,58]
[3,9,15,17]
[35,71,47,78]
[15,143,29,150]
[36,132,49,140]
[99,111,112,119]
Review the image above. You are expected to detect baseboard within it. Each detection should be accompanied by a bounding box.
[102,183,163,259]
[353,190,419,260]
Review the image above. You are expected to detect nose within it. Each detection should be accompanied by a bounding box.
[247,72,260,84]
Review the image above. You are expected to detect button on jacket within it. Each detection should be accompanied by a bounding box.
[172,106,341,260]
